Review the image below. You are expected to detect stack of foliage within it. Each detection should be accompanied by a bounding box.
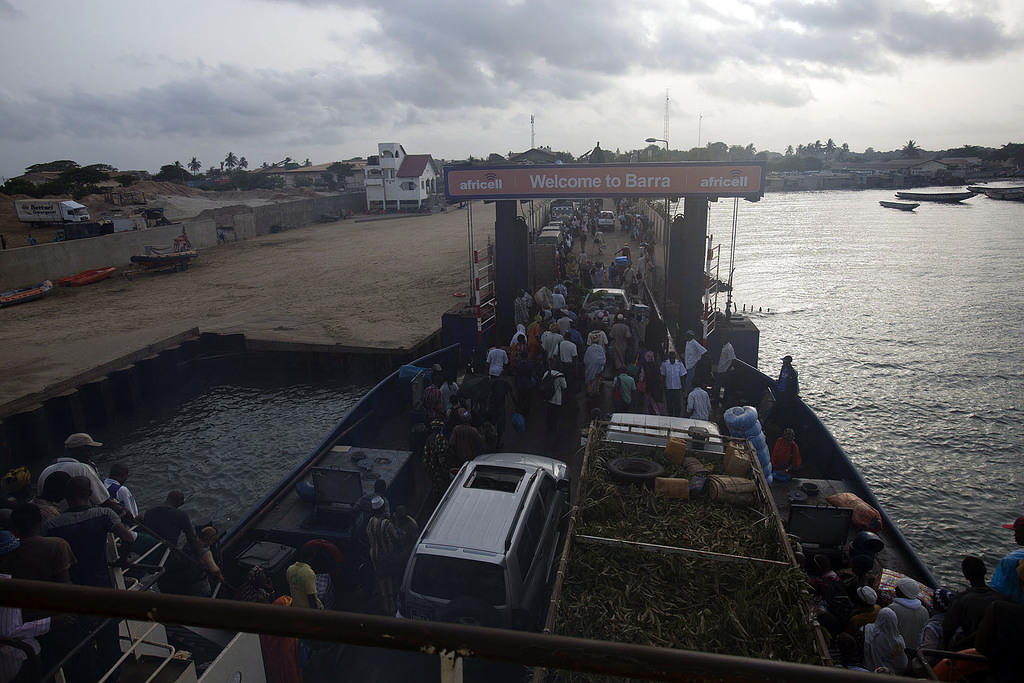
[549,430,820,673]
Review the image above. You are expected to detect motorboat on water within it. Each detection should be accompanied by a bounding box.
[894,190,976,203]
[980,186,1024,201]
[879,200,920,211]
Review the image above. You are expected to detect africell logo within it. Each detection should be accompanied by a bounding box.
[700,169,749,188]
[458,172,503,191]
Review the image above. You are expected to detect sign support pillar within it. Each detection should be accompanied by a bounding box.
[494,200,527,342]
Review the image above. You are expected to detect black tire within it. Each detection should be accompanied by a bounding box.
[438,596,501,628]
[607,457,664,485]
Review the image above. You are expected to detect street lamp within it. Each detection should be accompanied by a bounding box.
[644,138,671,314]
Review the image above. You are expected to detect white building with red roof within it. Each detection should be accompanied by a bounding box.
[364,142,438,211]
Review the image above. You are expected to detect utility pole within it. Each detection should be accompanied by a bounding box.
[530,114,535,149]
[663,90,670,156]
[698,113,703,149]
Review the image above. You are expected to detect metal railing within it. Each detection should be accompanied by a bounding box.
[1,579,885,682]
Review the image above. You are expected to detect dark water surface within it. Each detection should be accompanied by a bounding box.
[708,188,1024,585]
[87,372,372,530]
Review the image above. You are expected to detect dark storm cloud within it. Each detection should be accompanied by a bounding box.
[0,1,21,18]
[768,0,1016,61]
[1,0,1020,145]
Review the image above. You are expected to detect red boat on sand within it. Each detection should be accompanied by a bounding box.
[59,266,116,287]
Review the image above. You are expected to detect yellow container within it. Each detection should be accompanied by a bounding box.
[654,477,690,499]
[666,436,687,464]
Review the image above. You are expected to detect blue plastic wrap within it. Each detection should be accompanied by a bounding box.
[723,405,773,483]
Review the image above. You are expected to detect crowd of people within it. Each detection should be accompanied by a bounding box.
[806,518,1024,679]
[0,432,228,681]
[0,428,416,682]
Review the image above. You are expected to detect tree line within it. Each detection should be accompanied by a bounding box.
[3,153,360,197]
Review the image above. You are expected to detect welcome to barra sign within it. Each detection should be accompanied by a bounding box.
[444,161,765,200]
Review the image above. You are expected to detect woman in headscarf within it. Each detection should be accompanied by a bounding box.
[583,342,606,398]
[509,323,526,349]
[526,315,543,360]
[863,607,908,674]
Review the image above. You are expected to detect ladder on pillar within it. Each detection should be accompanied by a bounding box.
[703,236,721,342]
[475,239,496,342]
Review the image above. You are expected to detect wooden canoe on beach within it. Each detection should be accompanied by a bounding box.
[0,280,53,308]
[59,266,116,287]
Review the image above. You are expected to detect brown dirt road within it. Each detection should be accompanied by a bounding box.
[0,204,496,403]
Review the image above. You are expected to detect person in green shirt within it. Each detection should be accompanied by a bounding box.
[613,367,637,413]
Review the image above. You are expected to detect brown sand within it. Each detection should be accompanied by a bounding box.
[0,204,497,402]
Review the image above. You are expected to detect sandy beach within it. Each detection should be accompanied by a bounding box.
[0,204,498,402]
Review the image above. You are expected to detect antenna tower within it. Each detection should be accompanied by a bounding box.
[530,115,535,149]
[663,90,670,149]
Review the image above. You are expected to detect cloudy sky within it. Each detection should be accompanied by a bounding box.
[1,0,1021,179]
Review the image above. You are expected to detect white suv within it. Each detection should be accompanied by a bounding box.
[398,453,569,629]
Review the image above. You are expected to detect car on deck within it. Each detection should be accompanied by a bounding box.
[397,453,570,629]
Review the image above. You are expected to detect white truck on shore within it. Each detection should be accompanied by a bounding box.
[14,199,91,224]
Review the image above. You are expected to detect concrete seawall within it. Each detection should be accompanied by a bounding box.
[0,192,367,289]
[0,220,217,290]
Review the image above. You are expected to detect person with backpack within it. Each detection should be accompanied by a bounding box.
[103,462,138,520]
[541,361,568,436]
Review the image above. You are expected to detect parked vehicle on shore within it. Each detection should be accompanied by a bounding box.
[14,198,91,224]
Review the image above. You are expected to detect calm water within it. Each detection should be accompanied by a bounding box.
[86,374,372,530]
[708,188,1024,585]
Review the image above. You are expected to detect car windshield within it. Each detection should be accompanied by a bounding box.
[584,292,626,311]
[410,554,507,606]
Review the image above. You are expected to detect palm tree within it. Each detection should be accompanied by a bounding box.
[785,145,794,157]
[237,156,248,170]
[173,160,185,181]
[813,140,823,155]
[187,157,202,175]
[825,138,836,158]
[902,140,920,158]
[224,152,238,170]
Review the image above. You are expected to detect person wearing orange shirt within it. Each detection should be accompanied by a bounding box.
[771,428,802,474]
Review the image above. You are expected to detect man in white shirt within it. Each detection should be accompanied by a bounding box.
[557,337,579,379]
[687,385,711,422]
[542,365,568,436]
[485,345,509,378]
[660,351,686,417]
[103,462,138,519]
[541,325,564,360]
[37,434,111,507]
[683,331,707,394]
[714,337,737,403]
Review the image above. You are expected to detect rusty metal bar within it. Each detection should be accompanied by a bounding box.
[0,579,881,682]
[575,534,790,567]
